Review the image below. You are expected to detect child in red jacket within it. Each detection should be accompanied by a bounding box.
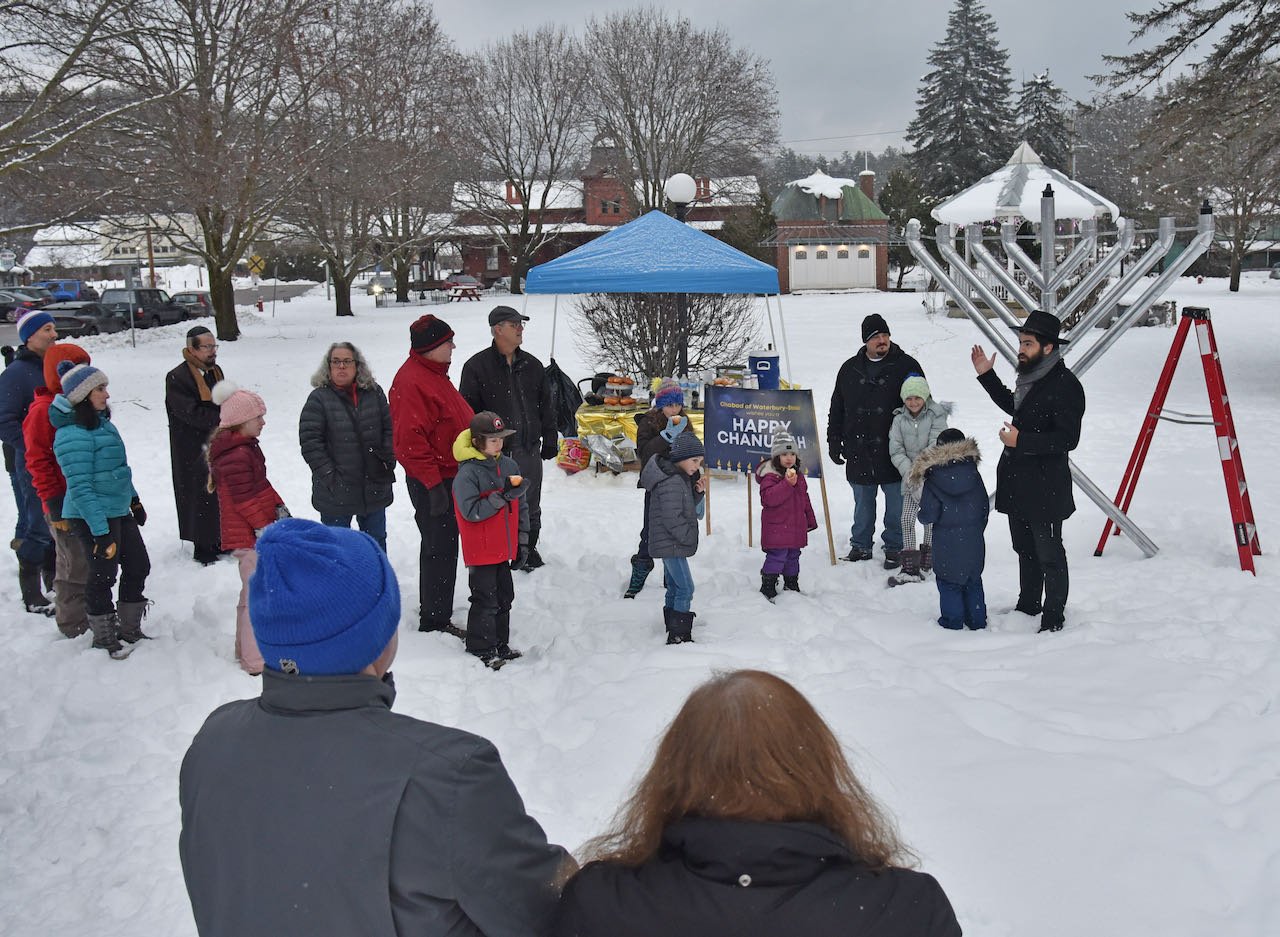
[755,431,818,600]
[451,411,528,670]
[207,383,288,674]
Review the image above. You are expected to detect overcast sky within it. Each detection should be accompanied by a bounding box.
[433,0,1146,163]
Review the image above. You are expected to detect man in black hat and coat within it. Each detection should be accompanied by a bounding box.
[827,313,924,568]
[165,326,225,564]
[459,305,557,572]
[971,309,1086,632]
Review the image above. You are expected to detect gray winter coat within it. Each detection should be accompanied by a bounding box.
[640,455,703,559]
[888,399,952,483]
[298,381,395,515]
[179,670,570,937]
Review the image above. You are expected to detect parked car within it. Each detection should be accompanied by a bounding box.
[99,287,188,327]
[364,274,396,295]
[0,289,49,323]
[43,301,128,336]
[171,290,213,316]
[8,286,54,307]
[1270,262,1280,280]
[442,274,482,290]
[31,279,99,302]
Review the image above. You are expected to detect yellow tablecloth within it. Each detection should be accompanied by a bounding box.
[574,405,705,445]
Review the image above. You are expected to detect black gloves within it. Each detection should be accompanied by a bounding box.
[130,499,147,526]
[427,483,451,516]
[829,446,845,465]
[93,533,117,559]
[511,545,529,571]
[540,438,559,460]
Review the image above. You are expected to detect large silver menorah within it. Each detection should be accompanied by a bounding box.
[905,187,1215,556]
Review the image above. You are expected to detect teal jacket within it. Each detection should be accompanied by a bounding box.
[51,395,137,535]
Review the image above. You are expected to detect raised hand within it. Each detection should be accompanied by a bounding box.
[971,345,995,375]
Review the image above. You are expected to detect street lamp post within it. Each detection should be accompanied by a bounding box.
[664,173,697,377]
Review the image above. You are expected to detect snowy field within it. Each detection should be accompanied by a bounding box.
[2,274,1278,937]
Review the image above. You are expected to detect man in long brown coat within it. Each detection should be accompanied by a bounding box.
[165,326,224,564]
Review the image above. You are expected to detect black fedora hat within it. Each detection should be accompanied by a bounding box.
[1013,309,1069,345]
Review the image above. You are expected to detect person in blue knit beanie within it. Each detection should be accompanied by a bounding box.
[179,517,574,937]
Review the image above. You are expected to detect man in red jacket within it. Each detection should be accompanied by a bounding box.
[22,343,93,637]
[389,315,473,637]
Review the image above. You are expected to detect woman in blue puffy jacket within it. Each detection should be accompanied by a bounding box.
[52,361,151,658]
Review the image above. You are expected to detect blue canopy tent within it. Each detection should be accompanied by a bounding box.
[522,209,790,379]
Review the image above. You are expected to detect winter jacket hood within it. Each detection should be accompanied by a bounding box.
[555,816,961,937]
[916,438,988,585]
[907,436,980,491]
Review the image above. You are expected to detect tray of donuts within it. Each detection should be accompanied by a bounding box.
[601,375,639,410]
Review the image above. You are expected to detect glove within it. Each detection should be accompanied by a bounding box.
[511,545,529,571]
[540,438,558,460]
[427,483,451,516]
[275,504,291,520]
[47,496,71,531]
[830,447,845,465]
[130,499,147,526]
[93,533,117,560]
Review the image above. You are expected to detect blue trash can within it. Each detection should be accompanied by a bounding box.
[748,350,780,390]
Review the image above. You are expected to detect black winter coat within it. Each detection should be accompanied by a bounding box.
[915,438,989,584]
[299,381,395,516]
[977,360,1084,522]
[165,360,223,546]
[828,344,924,484]
[555,817,961,937]
[458,344,555,454]
[180,670,570,937]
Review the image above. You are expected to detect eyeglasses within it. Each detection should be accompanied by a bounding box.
[330,357,356,367]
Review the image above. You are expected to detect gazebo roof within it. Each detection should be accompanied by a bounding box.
[931,142,1119,225]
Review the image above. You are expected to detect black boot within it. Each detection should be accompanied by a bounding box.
[919,543,932,572]
[624,560,653,599]
[117,599,153,643]
[669,610,696,644]
[887,549,924,587]
[522,530,545,571]
[18,562,54,617]
[883,549,901,570]
[783,575,802,593]
[760,573,779,602]
[41,549,56,593]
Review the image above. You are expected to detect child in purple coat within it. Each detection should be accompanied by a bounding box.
[756,432,818,600]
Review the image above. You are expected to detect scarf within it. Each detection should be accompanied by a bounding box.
[1014,349,1061,410]
[183,347,225,402]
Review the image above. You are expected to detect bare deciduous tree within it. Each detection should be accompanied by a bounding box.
[82,0,329,339]
[573,292,760,377]
[585,8,778,213]
[455,25,590,294]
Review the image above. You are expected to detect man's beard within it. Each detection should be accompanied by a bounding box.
[1016,347,1045,373]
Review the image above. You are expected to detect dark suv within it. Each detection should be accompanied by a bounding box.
[99,288,188,328]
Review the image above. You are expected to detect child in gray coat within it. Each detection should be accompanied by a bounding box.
[639,432,706,644]
[887,375,950,586]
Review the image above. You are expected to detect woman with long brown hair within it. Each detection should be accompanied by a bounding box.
[555,670,961,937]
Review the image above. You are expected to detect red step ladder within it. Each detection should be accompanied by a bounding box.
[1096,306,1261,574]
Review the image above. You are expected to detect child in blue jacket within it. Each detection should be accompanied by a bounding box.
[915,428,988,630]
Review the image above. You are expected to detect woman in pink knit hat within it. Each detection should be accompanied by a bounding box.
[206,383,289,674]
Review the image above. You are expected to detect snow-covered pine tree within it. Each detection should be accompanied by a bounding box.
[1017,71,1070,172]
[906,0,1015,198]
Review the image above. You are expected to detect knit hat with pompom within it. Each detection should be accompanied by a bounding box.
[58,359,108,405]
[211,381,266,428]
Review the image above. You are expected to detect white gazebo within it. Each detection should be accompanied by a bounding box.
[932,142,1118,225]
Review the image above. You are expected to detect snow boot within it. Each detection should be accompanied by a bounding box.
[665,609,695,644]
[41,550,56,593]
[887,549,924,587]
[624,560,652,599]
[919,543,932,572]
[1037,616,1064,634]
[18,562,55,617]
[522,531,545,571]
[883,549,901,571]
[783,575,802,593]
[88,612,131,660]
[116,599,153,644]
[496,643,523,661]
[760,573,779,602]
[841,546,873,562]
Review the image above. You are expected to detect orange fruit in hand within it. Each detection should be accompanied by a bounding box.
[509,475,523,486]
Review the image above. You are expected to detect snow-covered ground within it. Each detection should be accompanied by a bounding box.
[3,275,1278,937]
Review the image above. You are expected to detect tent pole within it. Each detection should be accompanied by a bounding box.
[773,294,794,384]
[763,295,779,357]
[547,295,557,359]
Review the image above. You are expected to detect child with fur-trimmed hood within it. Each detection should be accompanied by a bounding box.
[755,432,817,601]
[915,428,988,630]
[887,374,951,586]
